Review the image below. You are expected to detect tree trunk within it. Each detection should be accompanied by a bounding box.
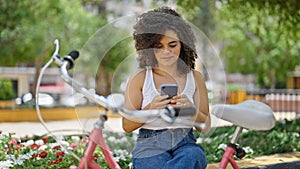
[95,65,112,97]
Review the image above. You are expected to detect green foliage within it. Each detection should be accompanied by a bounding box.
[0,80,16,100]
[231,0,300,37]
[214,0,300,88]
[0,0,105,66]
[176,0,300,88]
[1,0,299,89]
[75,21,135,94]
[101,37,134,73]
[100,37,135,93]
[199,118,300,162]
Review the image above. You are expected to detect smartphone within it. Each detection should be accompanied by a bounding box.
[160,84,178,99]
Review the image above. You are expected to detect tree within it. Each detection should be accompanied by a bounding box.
[176,0,300,88]
[75,17,135,96]
[1,0,106,66]
[215,0,300,88]
[96,37,134,95]
[0,0,106,97]
[0,0,136,97]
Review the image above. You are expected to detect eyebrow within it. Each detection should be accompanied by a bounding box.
[156,40,179,46]
[169,41,178,43]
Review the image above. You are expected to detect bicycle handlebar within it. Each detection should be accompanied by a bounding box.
[119,105,197,123]
[48,39,200,125]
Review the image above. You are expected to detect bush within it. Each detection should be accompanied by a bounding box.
[199,118,300,162]
[0,80,16,100]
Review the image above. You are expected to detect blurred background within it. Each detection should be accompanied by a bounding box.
[0,0,299,122]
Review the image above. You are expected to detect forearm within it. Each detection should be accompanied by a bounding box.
[122,117,144,133]
[193,111,211,134]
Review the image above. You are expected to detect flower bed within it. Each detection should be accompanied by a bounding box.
[0,132,135,169]
[1,119,299,168]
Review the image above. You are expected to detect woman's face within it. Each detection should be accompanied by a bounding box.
[154,29,181,67]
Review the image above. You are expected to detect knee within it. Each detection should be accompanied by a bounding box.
[185,146,207,162]
[176,146,207,169]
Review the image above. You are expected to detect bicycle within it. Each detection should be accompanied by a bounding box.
[35,39,202,169]
[36,39,276,169]
[211,100,276,169]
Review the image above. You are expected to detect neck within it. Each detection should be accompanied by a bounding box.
[154,65,182,77]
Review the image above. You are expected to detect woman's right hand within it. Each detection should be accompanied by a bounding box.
[144,95,171,110]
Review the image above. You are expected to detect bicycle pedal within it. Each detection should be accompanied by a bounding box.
[235,147,246,159]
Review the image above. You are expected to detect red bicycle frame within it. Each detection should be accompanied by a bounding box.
[70,115,121,169]
[219,145,240,169]
[218,126,246,169]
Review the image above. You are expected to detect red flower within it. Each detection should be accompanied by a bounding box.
[93,153,99,160]
[31,154,37,160]
[42,137,49,143]
[52,145,61,150]
[56,151,65,158]
[15,143,24,151]
[38,151,48,158]
[53,158,62,164]
[9,140,17,147]
[30,143,40,150]
[18,143,24,147]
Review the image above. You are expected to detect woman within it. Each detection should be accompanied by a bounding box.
[123,7,210,169]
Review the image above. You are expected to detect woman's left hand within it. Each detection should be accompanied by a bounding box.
[170,94,193,108]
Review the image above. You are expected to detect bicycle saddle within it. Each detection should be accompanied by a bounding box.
[211,100,276,131]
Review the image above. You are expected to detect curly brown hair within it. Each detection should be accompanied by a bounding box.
[133,6,198,73]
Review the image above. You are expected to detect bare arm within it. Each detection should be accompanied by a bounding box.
[122,70,145,133]
[122,69,172,133]
[192,70,211,134]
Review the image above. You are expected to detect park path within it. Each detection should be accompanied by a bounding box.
[0,115,231,137]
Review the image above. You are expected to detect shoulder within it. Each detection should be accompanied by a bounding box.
[129,68,147,81]
[191,70,208,96]
[127,68,147,87]
[191,70,205,83]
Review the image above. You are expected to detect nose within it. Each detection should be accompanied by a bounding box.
[161,46,172,54]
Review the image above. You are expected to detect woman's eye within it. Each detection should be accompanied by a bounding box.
[169,43,177,48]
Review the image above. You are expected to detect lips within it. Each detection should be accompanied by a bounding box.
[161,56,173,60]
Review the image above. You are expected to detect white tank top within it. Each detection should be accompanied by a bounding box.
[141,67,196,129]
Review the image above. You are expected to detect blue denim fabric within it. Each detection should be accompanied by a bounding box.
[132,128,207,169]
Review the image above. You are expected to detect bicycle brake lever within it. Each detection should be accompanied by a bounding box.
[160,105,176,123]
[53,39,59,56]
[52,39,63,66]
